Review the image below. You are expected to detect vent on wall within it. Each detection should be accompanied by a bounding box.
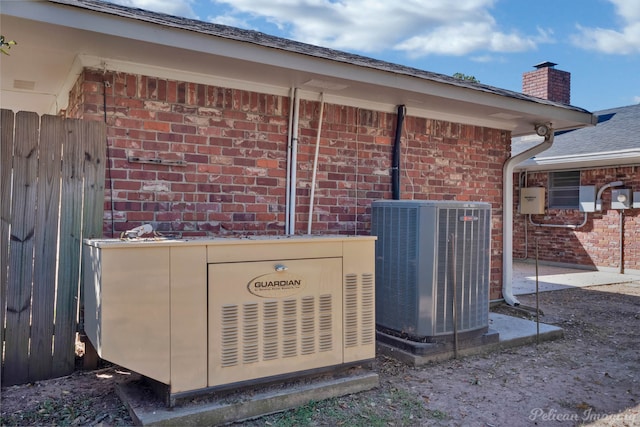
[371,200,491,341]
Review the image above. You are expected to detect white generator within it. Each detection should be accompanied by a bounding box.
[83,235,376,403]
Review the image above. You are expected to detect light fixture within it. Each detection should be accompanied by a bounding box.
[535,124,550,137]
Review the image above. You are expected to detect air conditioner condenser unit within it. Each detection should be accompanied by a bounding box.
[371,200,493,345]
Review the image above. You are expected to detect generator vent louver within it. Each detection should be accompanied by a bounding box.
[372,200,491,341]
[217,295,336,367]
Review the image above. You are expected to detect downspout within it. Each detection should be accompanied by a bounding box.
[287,89,301,235]
[307,93,325,235]
[516,172,529,259]
[503,127,554,306]
[392,105,406,200]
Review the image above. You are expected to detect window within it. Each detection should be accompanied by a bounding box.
[548,171,580,209]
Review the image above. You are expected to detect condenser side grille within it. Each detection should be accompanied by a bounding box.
[434,207,490,335]
[373,205,418,333]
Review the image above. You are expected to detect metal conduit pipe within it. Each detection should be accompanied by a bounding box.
[285,87,295,234]
[528,212,588,229]
[619,210,625,274]
[287,89,301,235]
[503,125,554,306]
[392,105,406,200]
[307,93,325,235]
[595,181,623,211]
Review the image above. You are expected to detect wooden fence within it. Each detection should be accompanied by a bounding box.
[1,110,105,386]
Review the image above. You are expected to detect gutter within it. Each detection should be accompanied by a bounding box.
[502,128,554,306]
[515,148,640,172]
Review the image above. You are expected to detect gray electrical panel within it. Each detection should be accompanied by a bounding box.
[579,186,596,212]
[371,200,491,341]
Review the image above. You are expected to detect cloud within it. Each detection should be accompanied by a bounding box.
[209,0,546,57]
[571,0,640,54]
[108,0,199,19]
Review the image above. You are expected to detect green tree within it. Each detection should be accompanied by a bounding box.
[452,72,479,83]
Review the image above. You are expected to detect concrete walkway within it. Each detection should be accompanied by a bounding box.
[512,261,640,295]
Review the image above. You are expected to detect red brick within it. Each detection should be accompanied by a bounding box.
[144,121,170,132]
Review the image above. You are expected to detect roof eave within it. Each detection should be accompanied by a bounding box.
[1,0,596,135]
[515,149,640,171]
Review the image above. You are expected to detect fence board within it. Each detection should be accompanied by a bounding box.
[52,118,86,376]
[78,120,106,342]
[29,115,64,381]
[1,111,105,385]
[4,111,40,386]
[1,109,15,383]
[82,120,106,239]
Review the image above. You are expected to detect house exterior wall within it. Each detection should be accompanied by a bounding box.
[67,68,510,299]
[513,167,640,272]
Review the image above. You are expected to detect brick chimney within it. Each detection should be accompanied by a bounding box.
[522,61,571,104]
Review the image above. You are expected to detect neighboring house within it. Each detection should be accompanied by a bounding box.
[512,65,639,276]
[0,0,596,300]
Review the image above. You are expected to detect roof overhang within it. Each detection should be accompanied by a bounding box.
[515,149,640,172]
[0,1,597,137]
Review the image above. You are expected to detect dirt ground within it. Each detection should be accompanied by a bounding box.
[2,281,639,427]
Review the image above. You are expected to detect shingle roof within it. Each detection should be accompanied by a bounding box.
[513,104,640,158]
[50,0,590,115]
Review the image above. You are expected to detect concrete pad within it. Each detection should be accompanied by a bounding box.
[116,370,379,426]
[377,313,563,366]
[489,312,563,345]
[512,261,640,295]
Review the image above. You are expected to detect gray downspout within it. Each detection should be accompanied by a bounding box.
[392,105,406,200]
[503,129,554,306]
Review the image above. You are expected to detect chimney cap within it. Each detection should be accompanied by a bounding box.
[533,61,558,69]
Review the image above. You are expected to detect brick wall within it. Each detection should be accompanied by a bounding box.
[68,68,510,298]
[513,167,640,272]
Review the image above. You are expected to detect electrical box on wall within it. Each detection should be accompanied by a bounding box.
[612,189,631,209]
[634,192,640,209]
[579,186,596,212]
[520,187,545,214]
